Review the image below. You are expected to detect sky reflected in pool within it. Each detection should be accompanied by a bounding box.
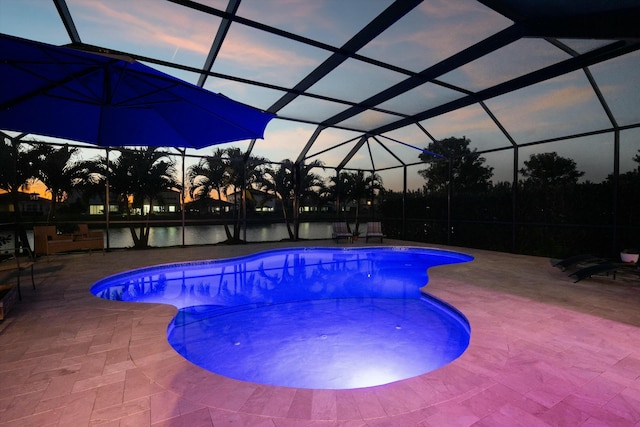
[91,247,473,389]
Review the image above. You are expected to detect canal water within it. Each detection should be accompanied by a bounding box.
[5,222,357,252]
[105,222,336,248]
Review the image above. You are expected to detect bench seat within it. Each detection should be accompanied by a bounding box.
[34,225,104,259]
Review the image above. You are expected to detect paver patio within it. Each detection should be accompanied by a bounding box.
[1,239,639,426]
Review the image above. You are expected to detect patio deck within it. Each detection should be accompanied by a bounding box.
[1,240,639,426]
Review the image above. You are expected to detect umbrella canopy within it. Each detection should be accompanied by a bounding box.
[0,33,275,148]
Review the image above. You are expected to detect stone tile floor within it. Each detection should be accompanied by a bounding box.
[1,239,639,426]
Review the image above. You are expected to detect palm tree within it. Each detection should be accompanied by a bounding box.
[126,147,178,248]
[224,147,267,242]
[330,170,383,234]
[187,148,234,240]
[85,147,178,248]
[0,136,40,252]
[260,160,296,239]
[30,143,79,222]
[329,171,352,220]
[0,138,38,196]
[260,159,325,240]
[292,160,325,239]
[70,158,107,213]
[187,147,266,243]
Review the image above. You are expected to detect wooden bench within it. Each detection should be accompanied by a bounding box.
[33,225,104,259]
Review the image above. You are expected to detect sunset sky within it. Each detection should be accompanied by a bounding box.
[2,0,639,192]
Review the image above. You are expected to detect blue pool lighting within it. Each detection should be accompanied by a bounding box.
[91,247,473,389]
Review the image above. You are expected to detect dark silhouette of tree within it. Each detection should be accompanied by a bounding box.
[187,147,266,243]
[83,147,177,248]
[225,147,267,241]
[260,159,325,240]
[520,152,584,186]
[606,149,640,245]
[296,160,327,216]
[518,152,586,254]
[415,137,494,248]
[187,148,234,239]
[30,143,80,221]
[328,171,351,219]
[634,149,640,170]
[418,136,493,194]
[329,170,383,234]
[0,138,38,195]
[260,160,295,239]
[71,156,110,215]
[291,160,325,240]
[0,136,40,251]
[188,148,228,202]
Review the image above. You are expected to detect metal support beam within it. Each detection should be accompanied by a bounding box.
[53,0,82,43]
[267,0,422,113]
[403,166,407,239]
[295,125,326,164]
[371,39,640,135]
[447,158,452,246]
[322,25,523,127]
[197,0,240,87]
[612,130,620,255]
[371,136,405,166]
[512,146,518,253]
[336,136,367,171]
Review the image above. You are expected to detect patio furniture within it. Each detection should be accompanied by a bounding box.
[568,261,639,283]
[365,221,384,243]
[34,225,104,259]
[551,254,604,271]
[569,262,619,283]
[331,222,352,243]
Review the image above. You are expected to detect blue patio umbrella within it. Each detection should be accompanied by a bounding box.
[0,33,275,248]
[0,33,275,148]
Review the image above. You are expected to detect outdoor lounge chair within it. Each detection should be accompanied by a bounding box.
[331,222,352,243]
[568,261,639,283]
[569,262,620,283]
[365,221,384,243]
[551,254,605,271]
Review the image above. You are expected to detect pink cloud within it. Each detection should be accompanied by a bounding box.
[526,85,594,113]
[73,1,213,53]
[72,0,316,79]
[216,33,316,70]
[488,83,601,136]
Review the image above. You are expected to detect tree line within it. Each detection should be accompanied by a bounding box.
[381,136,640,257]
[0,139,382,248]
[2,135,637,256]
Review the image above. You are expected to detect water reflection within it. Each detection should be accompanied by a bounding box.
[93,247,470,308]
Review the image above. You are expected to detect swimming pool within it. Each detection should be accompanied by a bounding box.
[91,246,473,389]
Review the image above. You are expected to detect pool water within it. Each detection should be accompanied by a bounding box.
[91,247,473,389]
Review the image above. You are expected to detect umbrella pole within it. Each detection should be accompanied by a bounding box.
[180,149,185,247]
[242,163,247,242]
[105,148,110,250]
